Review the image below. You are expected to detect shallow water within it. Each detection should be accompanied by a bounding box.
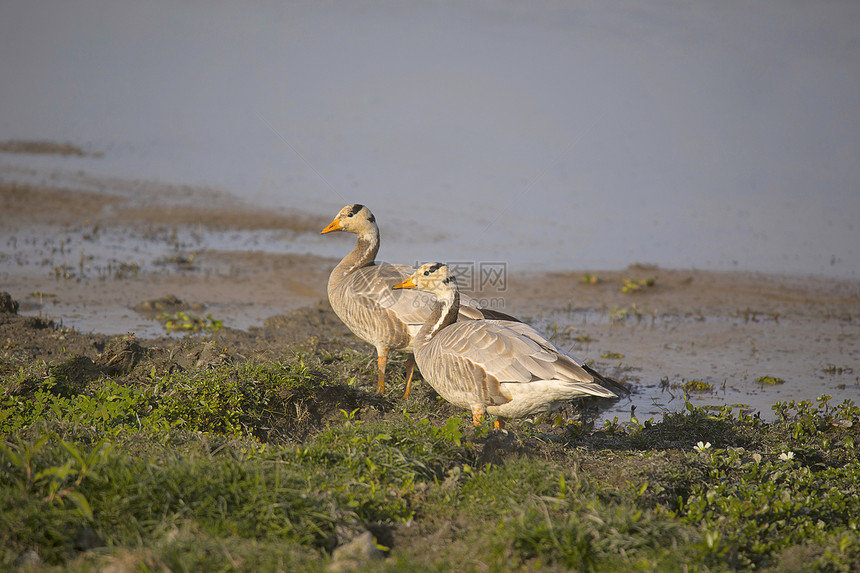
[0,220,327,337]
[528,306,860,423]
[2,1,859,277]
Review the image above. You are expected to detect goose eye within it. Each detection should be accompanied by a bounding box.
[423,271,430,276]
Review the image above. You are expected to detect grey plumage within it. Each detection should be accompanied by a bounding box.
[321,205,518,396]
[394,263,617,424]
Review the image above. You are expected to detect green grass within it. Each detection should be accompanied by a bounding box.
[2,345,860,571]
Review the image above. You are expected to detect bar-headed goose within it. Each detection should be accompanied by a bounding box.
[393,262,617,427]
[321,204,516,397]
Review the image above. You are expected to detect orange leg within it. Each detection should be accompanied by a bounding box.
[401,355,416,399]
[376,353,387,395]
[471,405,485,426]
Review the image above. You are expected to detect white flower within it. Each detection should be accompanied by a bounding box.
[694,441,712,452]
[778,451,795,461]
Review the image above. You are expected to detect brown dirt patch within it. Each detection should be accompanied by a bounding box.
[0,179,326,232]
[115,205,327,233]
[0,181,123,226]
[0,140,94,157]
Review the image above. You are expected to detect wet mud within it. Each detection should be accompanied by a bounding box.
[502,267,860,420]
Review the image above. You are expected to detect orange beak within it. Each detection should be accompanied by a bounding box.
[320,218,343,234]
[393,276,417,290]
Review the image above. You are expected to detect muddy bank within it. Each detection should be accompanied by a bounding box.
[0,172,335,336]
[1,170,858,421]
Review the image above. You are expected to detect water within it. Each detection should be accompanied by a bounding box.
[528,307,860,423]
[1,0,859,277]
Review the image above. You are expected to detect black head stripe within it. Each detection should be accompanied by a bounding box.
[347,204,365,217]
[427,262,444,273]
[442,275,456,286]
[367,212,376,223]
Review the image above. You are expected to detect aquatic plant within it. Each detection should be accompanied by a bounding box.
[157,311,223,333]
[621,277,655,293]
[756,375,786,386]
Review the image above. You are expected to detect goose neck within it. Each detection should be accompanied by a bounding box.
[415,291,459,349]
[328,231,379,292]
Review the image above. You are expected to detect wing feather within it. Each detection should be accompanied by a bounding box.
[417,342,509,407]
[422,320,615,398]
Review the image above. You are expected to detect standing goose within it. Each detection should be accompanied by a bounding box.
[393,263,617,427]
[321,204,516,397]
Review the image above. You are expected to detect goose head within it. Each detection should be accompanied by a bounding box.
[321,204,378,236]
[393,262,458,297]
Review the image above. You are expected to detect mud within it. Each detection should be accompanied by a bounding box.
[0,140,96,157]
[1,167,858,422]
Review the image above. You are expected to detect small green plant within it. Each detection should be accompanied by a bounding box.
[756,375,786,385]
[601,352,624,360]
[157,311,223,333]
[609,304,649,324]
[621,277,655,293]
[581,273,600,285]
[609,306,628,323]
[671,379,715,393]
[430,416,463,446]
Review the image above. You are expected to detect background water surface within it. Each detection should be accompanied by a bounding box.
[1,0,858,277]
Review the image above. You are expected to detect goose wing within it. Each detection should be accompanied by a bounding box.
[423,321,616,399]
[328,264,424,351]
[341,264,431,326]
[498,321,629,396]
[457,295,521,322]
[332,264,498,351]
